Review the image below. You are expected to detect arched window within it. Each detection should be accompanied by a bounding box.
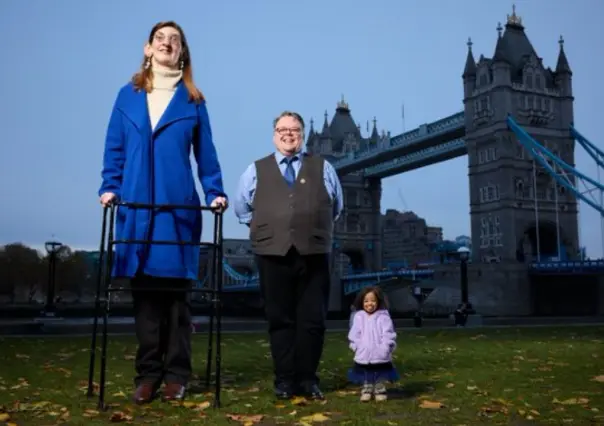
[515,179,524,198]
[525,71,533,89]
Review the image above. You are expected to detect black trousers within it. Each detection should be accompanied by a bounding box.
[256,248,331,387]
[131,274,192,387]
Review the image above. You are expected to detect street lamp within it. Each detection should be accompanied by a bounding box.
[44,240,63,317]
[456,246,473,314]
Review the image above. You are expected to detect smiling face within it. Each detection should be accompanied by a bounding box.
[144,25,183,69]
[273,114,304,157]
[363,291,378,314]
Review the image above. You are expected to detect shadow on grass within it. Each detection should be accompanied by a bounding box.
[388,380,437,400]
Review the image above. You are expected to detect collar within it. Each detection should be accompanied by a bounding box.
[275,150,305,164]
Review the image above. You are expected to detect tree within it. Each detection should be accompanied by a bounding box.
[48,246,96,301]
[0,243,45,303]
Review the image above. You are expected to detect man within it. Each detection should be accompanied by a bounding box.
[234,111,343,400]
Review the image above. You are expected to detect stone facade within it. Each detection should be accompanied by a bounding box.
[386,264,532,316]
[385,264,604,317]
[462,11,579,264]
[306,99,387,273]
[381,209,443,266]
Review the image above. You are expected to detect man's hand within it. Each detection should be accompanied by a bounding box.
[211,196,228,211]
[100,192,116,207]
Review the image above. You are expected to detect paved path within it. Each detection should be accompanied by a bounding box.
[0,315,602,336]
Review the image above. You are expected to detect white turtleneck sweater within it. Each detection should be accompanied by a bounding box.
[147,64,183,130]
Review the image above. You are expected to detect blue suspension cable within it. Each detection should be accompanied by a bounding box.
[507,115,604,216]
[570,126,604,169]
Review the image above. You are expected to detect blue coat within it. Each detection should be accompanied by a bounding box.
[98,81,227,280]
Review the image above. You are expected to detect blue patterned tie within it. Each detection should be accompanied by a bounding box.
[283,157,297,187]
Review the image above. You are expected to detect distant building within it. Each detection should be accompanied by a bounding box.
[427,227,444,245]
[222,238,256,275]
[381,209,443,266]
[455,235,472,249]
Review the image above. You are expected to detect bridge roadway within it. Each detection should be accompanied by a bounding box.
[364,138,467,179]
[333,111,465,176]
[1,315,603,336]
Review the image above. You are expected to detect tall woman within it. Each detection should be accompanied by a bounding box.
[98,21,228,404]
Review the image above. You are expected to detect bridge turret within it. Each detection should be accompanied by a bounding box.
[491,23,512,88]
[462,37,477,131]
[462,37,476,99]
[555,35,574,127]
[464,5,579,263]
[370,117,379,142]
[305,117,320,154]
[318,111,333,155]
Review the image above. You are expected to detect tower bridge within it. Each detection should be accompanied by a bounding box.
[206,8,604,316]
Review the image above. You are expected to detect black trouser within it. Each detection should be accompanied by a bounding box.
[131,274,192,387]
[256,248,331,387]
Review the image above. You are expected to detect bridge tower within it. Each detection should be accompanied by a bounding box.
[306,98,385,272]
[463,7,579,263]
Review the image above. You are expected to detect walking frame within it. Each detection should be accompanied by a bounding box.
[86,201,224,410]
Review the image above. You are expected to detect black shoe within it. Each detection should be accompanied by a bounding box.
[274,382,294,400]
[299,383,324,400]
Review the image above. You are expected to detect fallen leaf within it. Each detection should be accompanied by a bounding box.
[592,375,604,383]
[290,396,308,406]
[172,400,210,411]
[0,413,10,422]
[335,389,357,396]
[225,413,264,424]
[56,367,72,377]
[553,397,590,405]
[479,403,509,415]
[110,411,134,422]
[300,412,330,423]
[419,400,445,409]
[82,408,100,417]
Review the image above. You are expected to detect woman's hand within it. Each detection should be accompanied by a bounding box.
[211,196,228,211]
[99,192,117,207]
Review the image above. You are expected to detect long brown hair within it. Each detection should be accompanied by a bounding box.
[131,21,204,103]
[353,286,389,312]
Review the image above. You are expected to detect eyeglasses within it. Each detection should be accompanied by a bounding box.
[153,33,181,45]
[275,127,302,135]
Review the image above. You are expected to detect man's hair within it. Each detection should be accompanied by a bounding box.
[273,111,305,133]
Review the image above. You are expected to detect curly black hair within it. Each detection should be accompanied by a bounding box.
[352,286,389,312]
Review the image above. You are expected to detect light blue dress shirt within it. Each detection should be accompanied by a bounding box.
[234,151,344,226]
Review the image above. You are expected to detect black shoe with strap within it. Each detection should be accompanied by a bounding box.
[274,381,295,400]
[298,382,325,400]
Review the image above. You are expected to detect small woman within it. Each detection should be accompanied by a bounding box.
[98,21,228,405]
[348,286,399,402]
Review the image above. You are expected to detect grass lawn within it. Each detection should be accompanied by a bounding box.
[1,326,603,425]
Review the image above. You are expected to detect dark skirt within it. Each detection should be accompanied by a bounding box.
[347,362,400,385]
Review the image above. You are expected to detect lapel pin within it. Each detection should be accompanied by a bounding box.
[300,178,306,184]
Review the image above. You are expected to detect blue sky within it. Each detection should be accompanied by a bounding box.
[1,0,603,257]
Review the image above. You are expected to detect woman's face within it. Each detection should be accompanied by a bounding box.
[144,26,183,69]
[363,292,378,314]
